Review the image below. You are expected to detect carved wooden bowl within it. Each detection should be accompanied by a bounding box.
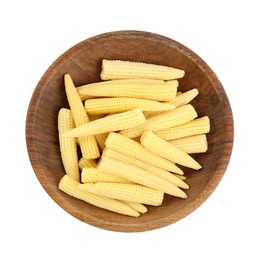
[26,31,233,232]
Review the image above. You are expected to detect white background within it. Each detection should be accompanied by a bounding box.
[1,0,259,259]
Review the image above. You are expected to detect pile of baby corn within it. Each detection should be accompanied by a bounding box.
[58,59,210,217]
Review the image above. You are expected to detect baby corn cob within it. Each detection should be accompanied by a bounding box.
[59,175,139,217]
[155,116,210,140]
[105,132,183,174]
[84,97,175,114]
[174,174,187,180]
[143,88,199,118]
[169,134,208,154]
[98,156,187,198]
[77,79,178,101]
[81,168,132,184]
[119,104,198,138]
[103,148,188,189]
[141,131,202,170]
[100,59,185,80]
[95,132,109,151]
[123,202,147,214]
[58,108,80,182]
[63,108,146,138]
[64,74,100,159]
[88,114,108,151]
[78,157,97,170]
[79,182,164,206]
[170,88,199,107]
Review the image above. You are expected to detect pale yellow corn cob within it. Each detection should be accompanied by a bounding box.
[81,168,132,183]
[141,131,202,170]
[58,108,80,182]
[100,59,185,80]
[78,137,99,159]
[84,98,175,115]
[143,89,198,118]
[79,182,164,206]
[155,116,210,141]
[78,157,97,170]
[77,79,178,101]
[63,108,146,138]
[170,88,199,107]
[120,104,198,138]
[64,74,100,159]
[103,148,188,189]
[78,79,164,100]
[123,202,147,214]
[88,114,108,151]
[173,174,187,180]
[95,132,109,151]
[98,156,187,198]
[105,132,183,175]
[169,134,208,154]
[59,175,139,217]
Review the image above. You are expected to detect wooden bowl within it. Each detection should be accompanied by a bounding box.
[26,31,233,232]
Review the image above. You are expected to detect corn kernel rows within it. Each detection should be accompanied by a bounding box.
[57,59,210,218]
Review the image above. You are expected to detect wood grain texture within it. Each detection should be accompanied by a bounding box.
[26,30,234,232]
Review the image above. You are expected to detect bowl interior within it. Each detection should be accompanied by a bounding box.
[26,31,233,232]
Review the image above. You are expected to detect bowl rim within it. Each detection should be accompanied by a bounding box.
[26,30,234,232]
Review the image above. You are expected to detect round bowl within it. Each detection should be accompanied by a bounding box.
[26,30,233,232]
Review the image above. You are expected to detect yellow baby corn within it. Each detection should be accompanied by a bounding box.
[143,89,198,118]
[170,88,199,107]
[63,108,146,138]
[78,157,97,170]
[77,79,178,101]
[119,104,197,138]
[103,148,188,189]
[123,202,147,214]
[59,175,139,217]
[98,156,187,198]
[173,174,187,180]
[81,168,132,184]
[84,97,175,114]
[58,108,80,182]
[78,137,99,159]
[79,182,164,206]
[169,134,208,154]
[141,131,202,170]
[88,114,108,151]
[105,132,183,175]
[95,132,109,151]
[155,116,210,140]
[100,59,185,80]
[64,74,100,159]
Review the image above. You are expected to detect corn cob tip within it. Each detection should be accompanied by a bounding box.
[104,132,117,146]
[140,131,153,146]
[124,202,148,214]
[141,131,202,170]
[62,131,73,138]
[101,59,185,80]
[64,73,72,82]
[182,193,188,199]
